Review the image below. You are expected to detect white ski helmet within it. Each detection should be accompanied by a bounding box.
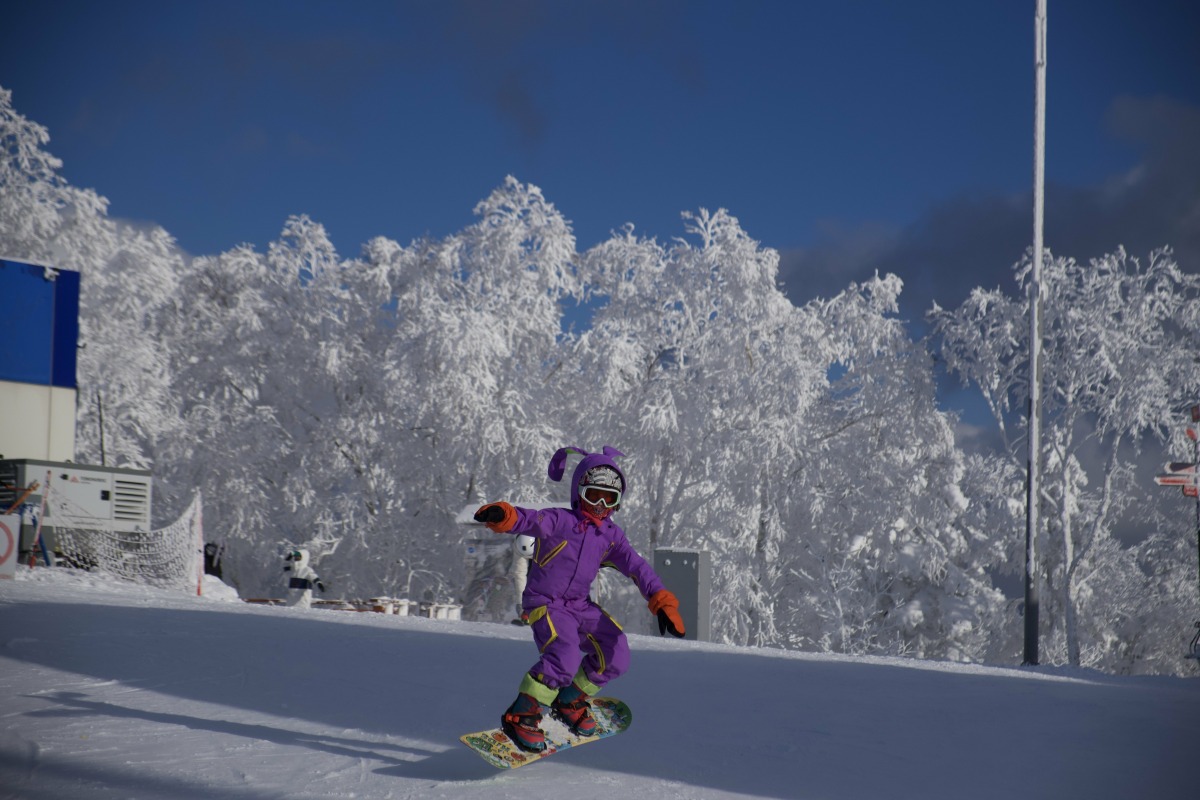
[515,534,536,559]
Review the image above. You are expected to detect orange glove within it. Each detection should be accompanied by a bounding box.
[473,502,517,533]
[648,589,685,638]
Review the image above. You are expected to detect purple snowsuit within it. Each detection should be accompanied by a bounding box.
[503,446,665,693]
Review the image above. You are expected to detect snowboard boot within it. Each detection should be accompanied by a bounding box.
[550,683,598,737]
[501,692,547,752]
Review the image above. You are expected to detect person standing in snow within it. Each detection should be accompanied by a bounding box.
[473,445,685,752]
[510,533,535,624]
[283,549,325,609]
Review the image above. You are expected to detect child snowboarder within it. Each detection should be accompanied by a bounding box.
[474,445,685,752]
[283,549,326,609]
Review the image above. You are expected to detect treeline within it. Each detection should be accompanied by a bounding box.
[2,87,1197,674]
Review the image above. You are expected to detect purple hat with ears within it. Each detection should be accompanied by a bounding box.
[547,445,627,509]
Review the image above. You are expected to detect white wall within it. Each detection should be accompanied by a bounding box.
[0,380,76,462]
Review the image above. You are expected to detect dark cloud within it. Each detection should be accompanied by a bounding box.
[779,194,1028,326]
[424,0,696,149]
[778,95,1200,328]
[470,65,548,148]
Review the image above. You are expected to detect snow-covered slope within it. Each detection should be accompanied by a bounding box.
[1,569,1195,800]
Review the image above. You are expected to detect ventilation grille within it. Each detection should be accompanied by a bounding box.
[0,461,17,510]
[113,479,151,524]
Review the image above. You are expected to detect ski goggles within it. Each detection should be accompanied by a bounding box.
[580,484,621,508]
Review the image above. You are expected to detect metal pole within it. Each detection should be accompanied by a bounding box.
[96,389,107,467]
[1193,426,1199,611]
[1024,0,1048,666]
[1190,420,1200,659]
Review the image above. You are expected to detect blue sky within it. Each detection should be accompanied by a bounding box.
[2,0,1197,329]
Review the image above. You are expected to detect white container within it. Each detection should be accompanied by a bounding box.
[369,598,394,614]
[430,603,462,621]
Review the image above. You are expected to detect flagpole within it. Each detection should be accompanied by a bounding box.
[1024,0,1048,666]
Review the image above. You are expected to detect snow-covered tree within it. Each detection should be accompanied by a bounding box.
[369,177,582,605]
[562,210,825,642]
[162,217,394,597]
[777,275,1005,660]
[73,224,185,475]
[567,213,1001,657]
[933,247,1200,671]
[0,86,113,268]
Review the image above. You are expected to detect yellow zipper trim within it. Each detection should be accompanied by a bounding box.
[528,606,557,653]
[537,540,568,568]
[600,604,623,632]
[586,633,606,675]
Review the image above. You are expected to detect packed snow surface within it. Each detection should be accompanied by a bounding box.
[1,567,1195,800]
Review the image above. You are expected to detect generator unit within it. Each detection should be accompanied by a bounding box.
[0,459,152,560]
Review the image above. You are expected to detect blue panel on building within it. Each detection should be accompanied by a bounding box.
[51,268,80,388]
[0,259,79,388]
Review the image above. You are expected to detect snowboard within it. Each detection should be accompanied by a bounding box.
[460,697,632,769]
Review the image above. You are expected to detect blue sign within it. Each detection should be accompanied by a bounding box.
[0,259,79,388]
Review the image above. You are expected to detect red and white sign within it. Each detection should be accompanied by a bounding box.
[0,515,18,580]
[1155,473,1200,487]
